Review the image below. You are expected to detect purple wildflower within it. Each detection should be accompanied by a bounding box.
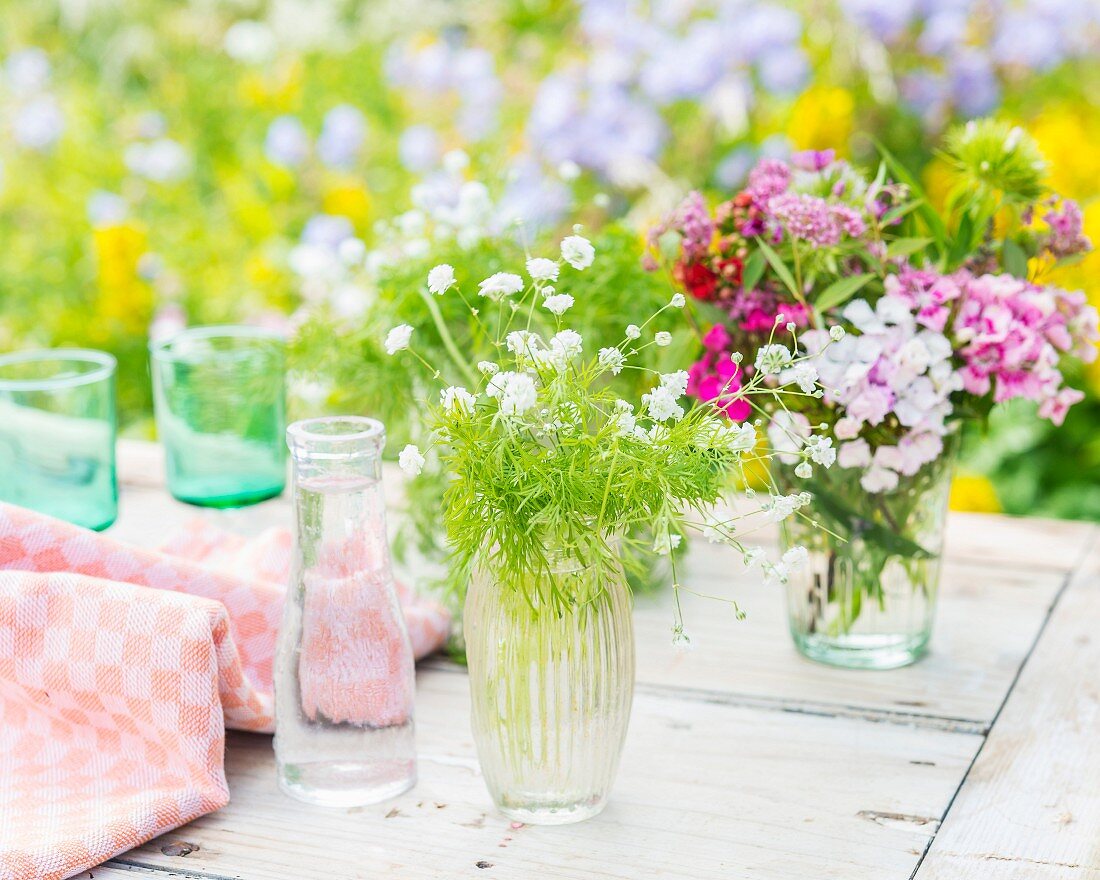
[792,149,835,172]
[768,193,840,247]
[1044,200,1092,258]
[746,158,791,200]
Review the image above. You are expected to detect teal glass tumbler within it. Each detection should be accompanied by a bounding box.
[150,326,287,508]
[0,349,118,530]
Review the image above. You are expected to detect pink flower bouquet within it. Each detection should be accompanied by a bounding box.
[650,118,1099,668]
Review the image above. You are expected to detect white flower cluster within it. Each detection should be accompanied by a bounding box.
[801,295,961,493]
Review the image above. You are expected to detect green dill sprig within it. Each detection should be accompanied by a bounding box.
[386,230,838,636]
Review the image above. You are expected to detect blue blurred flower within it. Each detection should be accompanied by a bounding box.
[301,214,355,249]
[318,104,366,170]
[398,125,441,172]
[264,115,309,167]
[124,138,190,182]
[12,95,64,151]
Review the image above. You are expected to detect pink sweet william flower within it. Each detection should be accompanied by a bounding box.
[950,270,1098,424]
[746,158,791,201]
[882,266,959,333]
[687,325,752,421]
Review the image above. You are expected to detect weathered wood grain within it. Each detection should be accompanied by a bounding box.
[112,670,980,880]
[634,538,1070,730]
[915,537,1100,880]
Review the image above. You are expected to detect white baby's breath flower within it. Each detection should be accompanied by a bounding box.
[526,257,559,282]
[806,435,836,467]
[560,234,595,269]
[764,562,790,585]
[701,515,726,544]
[763,492,809,522]
[486,371,538,415]
[743,547,766,569]
[654,331,672,347]
[598,347,625,375]
[625,324,641,340]
[440,385,476,415]
[542,293,574,315]
[477,360,499,375]
[755,343,793,375]
[783,361,819,393]
[642,385,685,422]
[670,293,686,308]
[829,325,846,341]
[659,370,689,397]
[384,324,413,355]
[478,272,524,298]
[781,545,809,572]
[612,399,637,435]
[795,461,812,479]
[652,532,682,555]
[427,264,456,295]
[506,330,541,357]
[550,329,583,359]
[398,444,425,476]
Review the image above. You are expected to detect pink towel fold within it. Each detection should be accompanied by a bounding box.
[0,502,449,880]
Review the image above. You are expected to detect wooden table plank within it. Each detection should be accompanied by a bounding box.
[107,447,1094,729]
[111,670,981,880]
[635,539,1072,731]
[914,536,1100,880]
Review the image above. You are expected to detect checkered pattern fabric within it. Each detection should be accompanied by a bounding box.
[0,503,450,880]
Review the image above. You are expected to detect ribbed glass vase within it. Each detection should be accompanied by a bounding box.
[464,544,635,825]
[776,435,958,670]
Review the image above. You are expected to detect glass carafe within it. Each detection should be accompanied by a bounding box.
[274,416,416,806]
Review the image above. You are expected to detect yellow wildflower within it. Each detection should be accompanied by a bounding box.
[786,86,854,155]
[949,473,1002,514]
[93,224,152,335]
[1029,108,1100,200]
[322,181,372,226]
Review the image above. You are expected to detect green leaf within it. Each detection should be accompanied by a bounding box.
[814,273,874,312]
[1002,237,1029,279]
[872,137,949,253]
[805,481,935,560]
[755,237,800,299]
[742,250,766,291]
[885,237,934,259]
[948,210,976,267]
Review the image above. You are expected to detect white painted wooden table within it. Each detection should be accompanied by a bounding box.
[81,442,1100,880]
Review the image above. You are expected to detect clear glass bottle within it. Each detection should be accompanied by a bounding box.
[274,416,416,806]
[465,540,635,825]
[776,433,959,670]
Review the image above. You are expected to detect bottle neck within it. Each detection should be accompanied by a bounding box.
[286,417,391,579]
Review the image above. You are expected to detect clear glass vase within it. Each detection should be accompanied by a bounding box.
[464,543,635,825]
[274,417,416,806]
[776,436,958,670]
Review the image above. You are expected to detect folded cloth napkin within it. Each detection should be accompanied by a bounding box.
[0,503,450,880]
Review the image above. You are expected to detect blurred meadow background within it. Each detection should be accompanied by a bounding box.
[1,0,1098,520]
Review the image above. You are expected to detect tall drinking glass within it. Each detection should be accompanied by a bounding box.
[0,349,118,530]
[150,326,286,508]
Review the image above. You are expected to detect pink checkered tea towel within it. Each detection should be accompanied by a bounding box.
[0,503,450,880]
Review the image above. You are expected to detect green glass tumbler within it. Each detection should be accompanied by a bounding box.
[150,326,287,508]
[0,349,118,530]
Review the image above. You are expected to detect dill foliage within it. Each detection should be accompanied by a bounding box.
[388,230,828,621]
